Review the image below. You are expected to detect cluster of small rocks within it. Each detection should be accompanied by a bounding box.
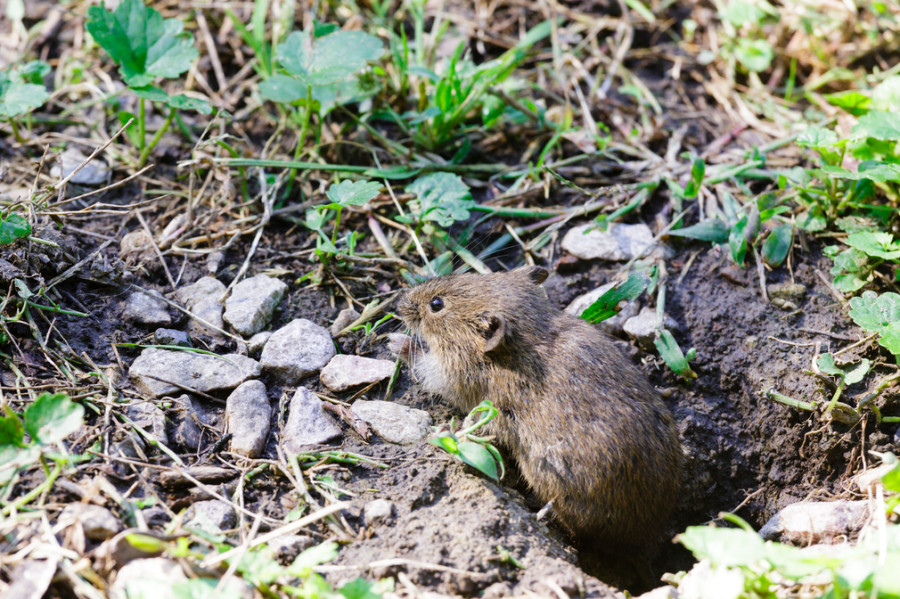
[124,273,422,462]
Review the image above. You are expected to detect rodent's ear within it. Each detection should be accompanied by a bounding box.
[516,266,549,286]
[481,313,507,353]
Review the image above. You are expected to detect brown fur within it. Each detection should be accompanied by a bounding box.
[395,266,682,548]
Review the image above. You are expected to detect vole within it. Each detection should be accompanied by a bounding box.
[391,266,682,550]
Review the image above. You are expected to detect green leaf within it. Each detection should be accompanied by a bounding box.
[666,218,731,243]
[816,352,843,377]
[761,223,793,267]
[0,214,31,245]
[849,291,900,356]
[824,90,872,116]
[728,214,749,265]
[406,173,474,227]
[171,578,243,599]
[457,441,500,481]
[259,73,308,103]
[873,76,900,112]
[166,94,212,114]
[845,231,900,260]
[734,38,774,72]
[796,126,839,149]
[722,1,767,26]
[235,550,284,586]
[682,156,705,198]
[844,359,871,385]
[86,0,199,87]
[117,110,142,146]
[814,163,900,183]
[273,29,383,87]
[428,432,459,454]
[0,81,49,118]
[678,525,766,566]
[0,413,24,447]
[325,180,381,207]
[288,541,339,575]
[581,272,650,323]
[339,578,381,599]
[654,329,697,379]
[23,393,84,445]
[851,110,900,141]
[882,462,900,493]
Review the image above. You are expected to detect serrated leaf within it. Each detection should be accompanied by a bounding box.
[833,273,868,293]
[849,291,900,335]
[0,80,49,118]
[851,110,900,141]
[406,173,474,227]
[274,29,383,87]
[845,231,900,260]
[457,441,499,481]
[797,126,839,149]
[0,214,30,245]
[761,223,793,267]
[325,180,381,207]
[878,328,900,356]
[581,272,650,323]
[654,329,697,380]
[734,38,774,73]
[23,393,84,445]
[86,0,198,87]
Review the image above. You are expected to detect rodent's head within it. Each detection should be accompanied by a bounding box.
[397,266,552,358]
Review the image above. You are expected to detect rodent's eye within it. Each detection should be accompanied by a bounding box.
[429,297,444,313]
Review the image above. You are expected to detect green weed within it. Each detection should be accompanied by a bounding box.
[86,0,211,166]
[430,400,505,482]
[0,60,50,142]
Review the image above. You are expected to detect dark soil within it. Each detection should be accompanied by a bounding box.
[7,211,896,597]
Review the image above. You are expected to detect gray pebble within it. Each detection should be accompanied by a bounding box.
[350,400,432,445]
[129,348,260,398]
[283,387,342,453]
[260,319,335,384]
[223,274,288,336]
[122,291,171,326]
[320,354,396,392]
[153,328,191,348]
[225,380,271,458]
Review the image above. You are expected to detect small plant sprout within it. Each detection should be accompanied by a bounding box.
[0,393,86,515]
[815,352,871,421]
[309,179,382,259]
[349,312,395,337]
[86,0,211,166]
[429,400,505,482]
[0,60,50,142]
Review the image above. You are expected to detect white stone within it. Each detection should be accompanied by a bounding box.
[260,319,335,384]
[248,331,272,354]
[283,388,342,453]
[561,222,660,261]
[363,498,395,526]
[223,274,288,336]
[320,355,396,392]
[759,500,870,544]
[183,500,236,532]
[129,348,260,397]
[226,380,271,458]
[51,148,109,185]
[623,307,661,349]
[350,400,432,445]
[175,277,226,337]
[122,291,171,326]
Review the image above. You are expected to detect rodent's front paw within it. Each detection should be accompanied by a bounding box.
[386,333,412,362]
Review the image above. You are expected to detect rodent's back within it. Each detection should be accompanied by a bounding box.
[398,267,682,547]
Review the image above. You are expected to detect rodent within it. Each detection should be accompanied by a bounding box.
[391,266,682,550]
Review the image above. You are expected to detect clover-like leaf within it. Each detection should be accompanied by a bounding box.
[325,180,381,208]
[0,214,31,245]
[23,393,84,445]
[86,0,199,88]
[406,173,474,228]
[845,231,900,260]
